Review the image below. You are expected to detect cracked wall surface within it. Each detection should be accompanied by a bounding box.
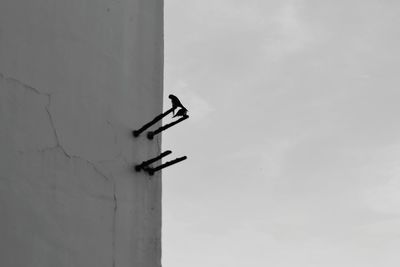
[0,1,163,267]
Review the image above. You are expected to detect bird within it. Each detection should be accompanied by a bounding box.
[169,94,186,115]
[173,107,188,118]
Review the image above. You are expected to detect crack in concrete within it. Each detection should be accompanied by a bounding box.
[2,72,120,265]
[0,72,74,160]
[112,180,118,267]
[0,72,48,96]
[38,146,111,182]
[85,160,111,182]
[43,95,72,159]
[42,96,110,182]
[37,145,118,267]
[0,72,112,182]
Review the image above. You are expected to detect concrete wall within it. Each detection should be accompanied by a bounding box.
[0,1,163,266]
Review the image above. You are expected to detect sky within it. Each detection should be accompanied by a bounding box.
[162,1,400,266]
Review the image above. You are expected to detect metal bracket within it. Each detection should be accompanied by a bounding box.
[132,107,174,137]
[135,150,172,172]
[147,115,189,140]
[144,156,188,176]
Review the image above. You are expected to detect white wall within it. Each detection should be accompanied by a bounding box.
[0,1,163,266]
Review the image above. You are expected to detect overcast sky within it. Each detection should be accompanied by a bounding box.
[162,1,400,266]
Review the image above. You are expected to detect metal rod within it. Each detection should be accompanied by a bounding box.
[147,115,189,140]
[146,156,188,176]
[135,150,172,172]
[132,107,174,137]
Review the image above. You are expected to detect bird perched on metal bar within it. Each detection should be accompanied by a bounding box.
[169,94,186,115]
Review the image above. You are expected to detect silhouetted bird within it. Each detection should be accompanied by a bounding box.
[173,107,188,118]
[169,94,186,115]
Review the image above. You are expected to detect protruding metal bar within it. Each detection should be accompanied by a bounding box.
[145,156,187,176]
[132,107,174,137]
[135,150,172,172]
[147,115,189,140]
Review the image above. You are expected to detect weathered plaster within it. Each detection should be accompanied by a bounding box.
[0,1,163,266]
